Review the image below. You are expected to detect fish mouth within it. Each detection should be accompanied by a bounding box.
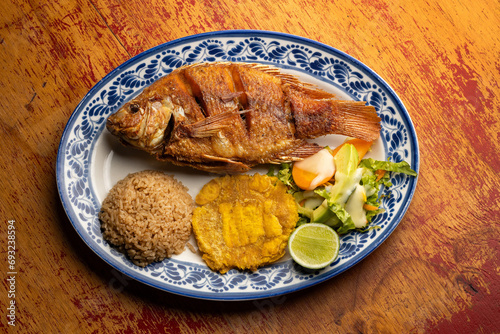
[105,114,133,139]
[105,116,120,136]
[105,109,145,147]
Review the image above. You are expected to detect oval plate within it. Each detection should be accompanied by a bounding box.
[57,30,419,301]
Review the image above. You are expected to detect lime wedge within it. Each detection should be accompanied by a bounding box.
[288,223,340,269]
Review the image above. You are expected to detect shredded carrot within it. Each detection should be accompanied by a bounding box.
[375,169,386,181]
[363,204,379,211]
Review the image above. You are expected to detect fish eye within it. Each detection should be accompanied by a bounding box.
[129,104,140,114]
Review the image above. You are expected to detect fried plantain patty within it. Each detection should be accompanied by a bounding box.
[192,173,298,274]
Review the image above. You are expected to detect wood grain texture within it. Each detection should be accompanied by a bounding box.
[1,0,499,333]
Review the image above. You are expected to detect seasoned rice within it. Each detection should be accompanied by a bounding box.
[99,170,194,267]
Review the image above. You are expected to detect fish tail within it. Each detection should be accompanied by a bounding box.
[332,101,381,141]
[289,88,381,141]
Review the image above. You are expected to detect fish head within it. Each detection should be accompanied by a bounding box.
[106,95,174,151]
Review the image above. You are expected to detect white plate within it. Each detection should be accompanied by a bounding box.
[57,30,419,301]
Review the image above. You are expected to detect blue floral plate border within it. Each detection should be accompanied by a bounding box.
[56,30,419,301]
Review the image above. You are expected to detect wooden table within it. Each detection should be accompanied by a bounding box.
[1,0,499,333]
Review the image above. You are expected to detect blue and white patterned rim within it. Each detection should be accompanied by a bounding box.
[56,30,419,301]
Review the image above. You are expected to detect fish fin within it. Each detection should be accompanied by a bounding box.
[271,142,324,163]
[183,110,252,138]
[234,63,334,95]
[338,101,381,141]
[159,153,252,173]
[183,112,235,138]
[201,154,252,172]
[219,91,243,103]
[197,163,251,173]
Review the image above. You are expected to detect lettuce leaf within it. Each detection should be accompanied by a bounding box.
[359,157,417,224]
[315,187,356,234]
[329,202,356,234]
[268,163,298,193]
[359,158,417,176]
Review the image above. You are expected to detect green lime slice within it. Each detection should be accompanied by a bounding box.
[288,223,340,269]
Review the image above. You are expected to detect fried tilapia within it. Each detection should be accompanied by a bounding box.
[192,173,298,274]
[106,62,380,173]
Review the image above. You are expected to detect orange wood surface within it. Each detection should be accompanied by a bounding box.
[1,0,499,333]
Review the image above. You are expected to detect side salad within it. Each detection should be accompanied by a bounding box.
[268,139,417,235]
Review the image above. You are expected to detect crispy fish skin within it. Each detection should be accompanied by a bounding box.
[106,62,380,173]
[192,174,298,274]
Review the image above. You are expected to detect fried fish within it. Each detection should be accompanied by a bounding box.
[192,173,298,274]
[106,62,380,173]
